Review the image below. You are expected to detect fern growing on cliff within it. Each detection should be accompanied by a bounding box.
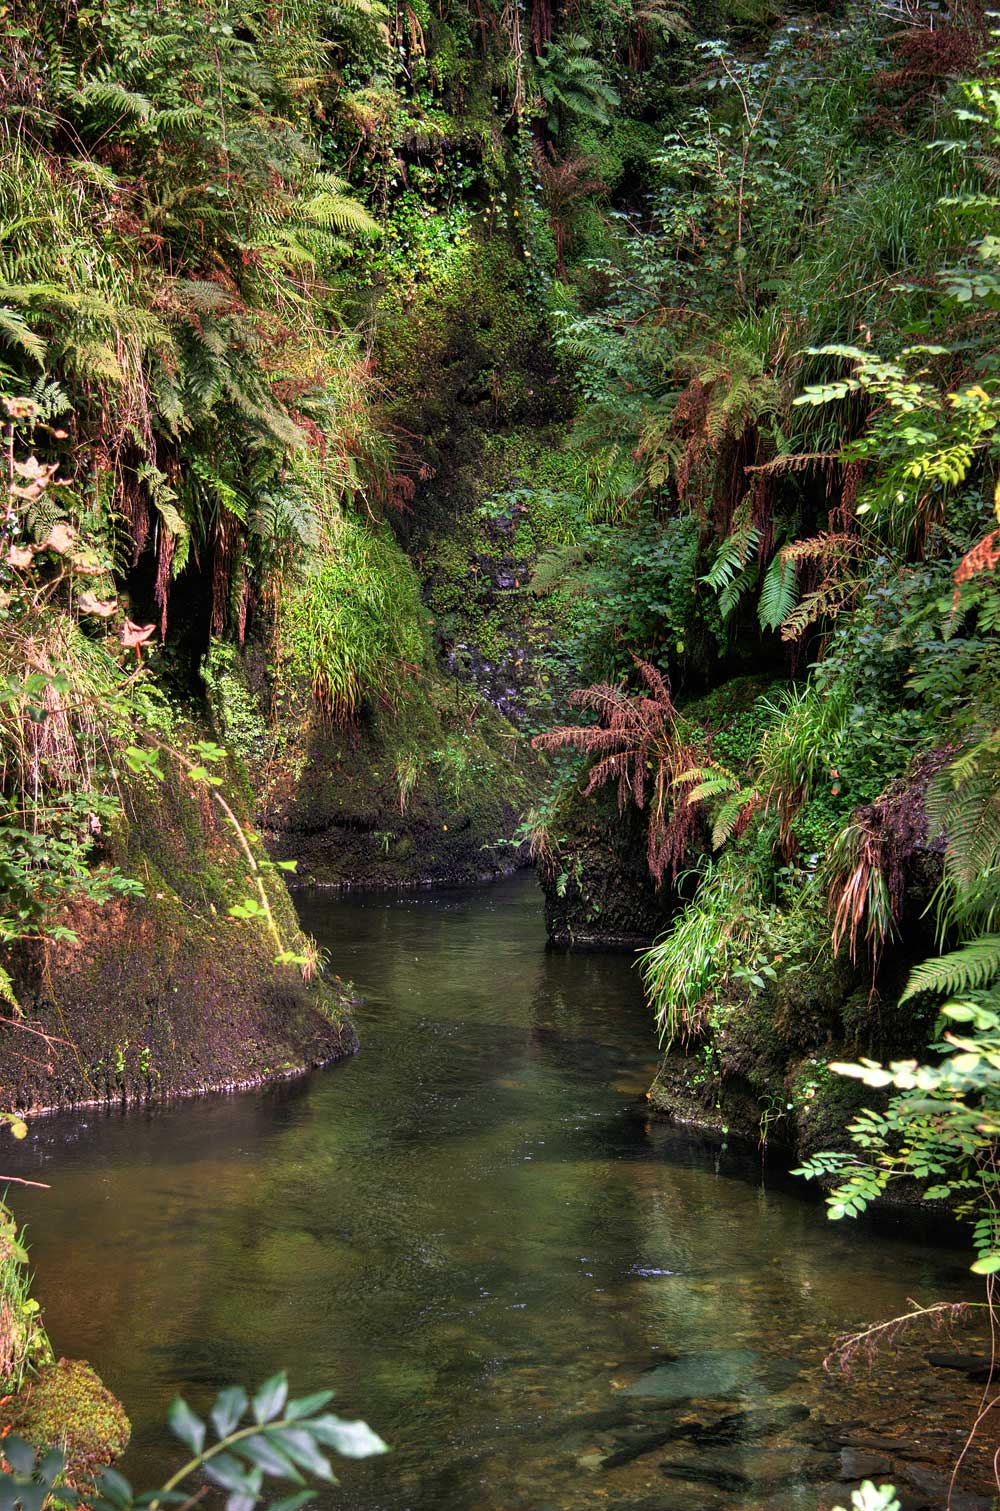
[532,660,707,882]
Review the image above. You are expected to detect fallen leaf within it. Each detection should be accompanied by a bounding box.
[5,545,33,569]
[43,521,78,554]
[78,591,118,618]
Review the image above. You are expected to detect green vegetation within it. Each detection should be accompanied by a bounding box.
[0,1372,384,1507]
[0,1202,51,1397]
[1,1360,130,1487]
[2,0,1000,1494]
[277,521,429,724]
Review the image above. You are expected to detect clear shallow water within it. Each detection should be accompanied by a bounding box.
[2,877,986,1509]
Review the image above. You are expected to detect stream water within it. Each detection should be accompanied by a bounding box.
[3,877,990,1510]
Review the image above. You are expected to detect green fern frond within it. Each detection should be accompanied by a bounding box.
[758,551,797,631]
[712,790,755,849]
[300,188,378,236]
[901,936,1000,1002]
[703,525,760,594]
[0,964,19,1011]
[0,306,46,364]
[73,80,156,119]
[926,762,1000,895]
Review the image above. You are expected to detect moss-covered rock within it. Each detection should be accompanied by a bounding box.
[1,1359,129,1485]
[535,785,665,949]
[260,672,540,888]
[2,738,357,1111]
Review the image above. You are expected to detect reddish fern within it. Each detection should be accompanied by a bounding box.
[532,659,705,882]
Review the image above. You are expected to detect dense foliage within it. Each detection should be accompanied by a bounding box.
[3,0,1000,1455]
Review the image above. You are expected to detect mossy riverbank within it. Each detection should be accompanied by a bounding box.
[2,739,356,1114]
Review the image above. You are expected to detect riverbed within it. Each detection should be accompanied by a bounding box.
[4,877,991,1509]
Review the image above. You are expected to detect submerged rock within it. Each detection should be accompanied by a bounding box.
[927,1351,995,1382]
[837,1447,894,1480]
[622,1349,758,1401]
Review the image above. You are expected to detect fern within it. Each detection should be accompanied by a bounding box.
[758,551,797,632]
[901,936,1000,1002]
[926,760,1000,896]
[712,790,752,849]
[73,80,156,120]
[0,306,46,364]
[719,558,759,620]
[0,964,18,1011]
[703,524,760,594]
[300,182,378,236]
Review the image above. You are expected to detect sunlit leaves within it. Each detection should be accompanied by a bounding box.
[74,1375,390,1511]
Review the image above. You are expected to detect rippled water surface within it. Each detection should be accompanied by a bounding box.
[4,877,986,1509]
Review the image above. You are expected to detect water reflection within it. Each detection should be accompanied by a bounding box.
[2,877,987,1510]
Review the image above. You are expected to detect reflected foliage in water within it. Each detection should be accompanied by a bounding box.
[3,879,982,1511]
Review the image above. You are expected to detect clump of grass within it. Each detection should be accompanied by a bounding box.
[278,518,429,724]
[0,1203,52,1395]
[639,856,766,1044]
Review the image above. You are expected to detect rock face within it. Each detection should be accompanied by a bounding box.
[536,788,665,950]
[2,755,356,1112]
[260,681,537,890]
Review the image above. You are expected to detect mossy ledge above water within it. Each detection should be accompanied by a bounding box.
[0,1359,130,1487]
[0,740,357,1114]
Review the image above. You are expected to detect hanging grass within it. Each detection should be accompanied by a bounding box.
[278,518,430,724]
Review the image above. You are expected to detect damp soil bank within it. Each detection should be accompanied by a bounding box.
[3,876,993,1511]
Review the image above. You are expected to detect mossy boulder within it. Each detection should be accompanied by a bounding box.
[536,786,665,950]
[2,736,357,1111]
[1,1359,129,1485]
[245,663,541,889]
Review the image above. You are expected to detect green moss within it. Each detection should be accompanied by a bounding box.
[2,1359,130,1485]
[791,1062,874,1161]
[202,642,271,775]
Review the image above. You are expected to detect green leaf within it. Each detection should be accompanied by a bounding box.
[19,1483,48,1511]
[3,1438,35,1476]
[38,1449,64,1486]
[285,1391,335,1421]
[95,1467,133,1509]
[267,1428,333,1480]
[309,1416,389,1459]
[252,1372,289,1425]
[167,1398,206,1455]
[202,1454,259,1494]
[240,1435,303,1481]
[971,1253,1000,1274]
[211,1386,249,1439]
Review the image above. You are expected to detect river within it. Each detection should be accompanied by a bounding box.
[3,877,987,1509]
